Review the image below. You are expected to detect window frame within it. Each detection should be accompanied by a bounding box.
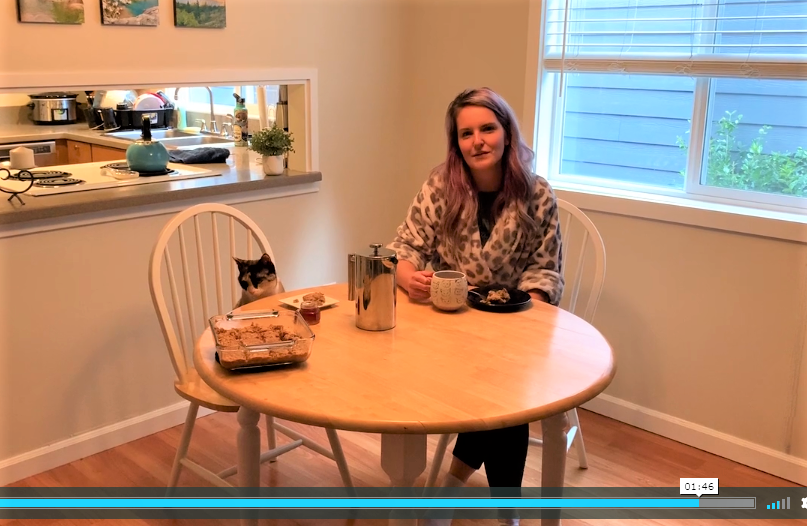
[529,0,807,215]
[172,86,277,125]
[686,78,807,210]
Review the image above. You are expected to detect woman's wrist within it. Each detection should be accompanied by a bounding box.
[402,275,415,294]
[395,260,417,294]
[528,289,550,303]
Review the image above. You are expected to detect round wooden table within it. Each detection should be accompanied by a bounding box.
[194,283,615,525]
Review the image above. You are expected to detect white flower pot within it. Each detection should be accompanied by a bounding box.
[262,155,284,176]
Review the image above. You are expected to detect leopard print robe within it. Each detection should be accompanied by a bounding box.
[387,167,564,305]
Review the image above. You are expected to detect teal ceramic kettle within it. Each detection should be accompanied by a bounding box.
[126,116,169,173]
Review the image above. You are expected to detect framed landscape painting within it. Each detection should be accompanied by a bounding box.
[101,0,160,26]
[174,0,226,28]
[16,0,85,24]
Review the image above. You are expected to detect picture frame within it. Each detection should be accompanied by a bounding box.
[173,0,226,29]
[16,0,85,24]
[100,0,160,26]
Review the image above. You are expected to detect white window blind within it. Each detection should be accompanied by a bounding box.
[543,0,807,79]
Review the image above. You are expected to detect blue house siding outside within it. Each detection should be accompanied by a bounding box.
[560,75,807,189]
[561,73,695,188]
[555,0,807,189]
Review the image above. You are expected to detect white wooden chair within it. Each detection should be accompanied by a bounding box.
[424,198,607,486]
[148,202,354,490]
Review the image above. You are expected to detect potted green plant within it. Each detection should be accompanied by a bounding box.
[249,125,295,176]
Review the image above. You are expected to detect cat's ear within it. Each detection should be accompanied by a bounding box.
[233,257,247,268]
[259,253,273,264]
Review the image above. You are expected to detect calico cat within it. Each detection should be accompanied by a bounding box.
[233,253,285,308]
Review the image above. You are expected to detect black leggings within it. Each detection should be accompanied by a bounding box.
[452,423,529,488]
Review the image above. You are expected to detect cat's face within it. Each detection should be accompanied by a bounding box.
[234,253,280,300]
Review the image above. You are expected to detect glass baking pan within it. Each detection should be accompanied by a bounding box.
[208,310,315,370]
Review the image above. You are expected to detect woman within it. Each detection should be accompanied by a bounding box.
[387,87,565,525]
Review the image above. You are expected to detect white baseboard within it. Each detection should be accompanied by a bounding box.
[5,393,806,488]
[583,394,807,486]
[0,401,215,486]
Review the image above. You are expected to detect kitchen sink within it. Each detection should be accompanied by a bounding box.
[158,136,234,146]
[103,129,235,148]
[104,129,197,140]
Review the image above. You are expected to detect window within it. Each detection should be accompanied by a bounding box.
[187,86,251,107]
[536,0,807,210]
[556,73,695,190]
[173,85,280,123]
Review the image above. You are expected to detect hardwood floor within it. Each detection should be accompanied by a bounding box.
[4,409,803,525]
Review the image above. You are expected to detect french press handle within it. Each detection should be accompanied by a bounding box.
[347,253,356,301]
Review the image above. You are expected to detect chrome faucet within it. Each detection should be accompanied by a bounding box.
[221,114,234,138]
[203,86,219,135]
[173,86,218,134]
[171,87,182,129]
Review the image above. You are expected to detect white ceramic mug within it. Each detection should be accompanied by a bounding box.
[430,270,468,311]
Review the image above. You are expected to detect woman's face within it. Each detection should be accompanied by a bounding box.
[455,105,507,176]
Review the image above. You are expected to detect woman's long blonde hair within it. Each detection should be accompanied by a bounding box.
[440,87,538,252]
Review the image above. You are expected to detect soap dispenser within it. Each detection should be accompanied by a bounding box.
[126,115,169,173]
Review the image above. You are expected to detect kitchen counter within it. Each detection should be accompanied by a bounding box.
[0,124,321,226]
[0,122,151,150]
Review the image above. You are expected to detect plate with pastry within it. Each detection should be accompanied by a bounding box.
[467,285,532,313]
[279,291,339,310]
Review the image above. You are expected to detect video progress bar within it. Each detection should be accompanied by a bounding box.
[0,498,757,509]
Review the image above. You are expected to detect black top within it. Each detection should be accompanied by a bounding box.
[29,92,77,99]
[477,191,500,248]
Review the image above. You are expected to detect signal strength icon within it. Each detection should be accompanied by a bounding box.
[766,497,790,510]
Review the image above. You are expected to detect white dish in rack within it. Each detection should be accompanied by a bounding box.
[279,294,339,310]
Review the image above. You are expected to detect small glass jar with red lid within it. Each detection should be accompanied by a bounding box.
[299,300,321,325]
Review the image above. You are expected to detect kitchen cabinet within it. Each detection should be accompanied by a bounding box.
[66,140,92,165]
[54,141,68,166]
[91,144,126,162]
[53,140,126,165]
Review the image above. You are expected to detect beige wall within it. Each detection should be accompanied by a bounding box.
[0,0,409,246]
[0,0,409,461]
[0,95,29,107]
[0,0,409,282]
[403,0,807,473]
[0,192,345,461]
[579,211,807,452]
[1,0,805,480]
[401,0,531,202]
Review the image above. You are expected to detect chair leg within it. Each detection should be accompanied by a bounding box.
[325,428,355,490]
[264,415,278,463]
[168,402,200,490]
[568,408,588,469]
[425,434,453,488]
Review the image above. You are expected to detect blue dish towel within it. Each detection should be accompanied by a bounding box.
[168,147,230,164]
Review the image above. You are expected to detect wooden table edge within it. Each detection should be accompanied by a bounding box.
[193,337,616,435]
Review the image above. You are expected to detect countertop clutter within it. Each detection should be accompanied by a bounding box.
[0,123,147,150]
[0,124,321,226]
[0,122,232,154]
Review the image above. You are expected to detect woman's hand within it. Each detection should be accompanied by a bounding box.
[406,270,434,300]
[395,260,434,301]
